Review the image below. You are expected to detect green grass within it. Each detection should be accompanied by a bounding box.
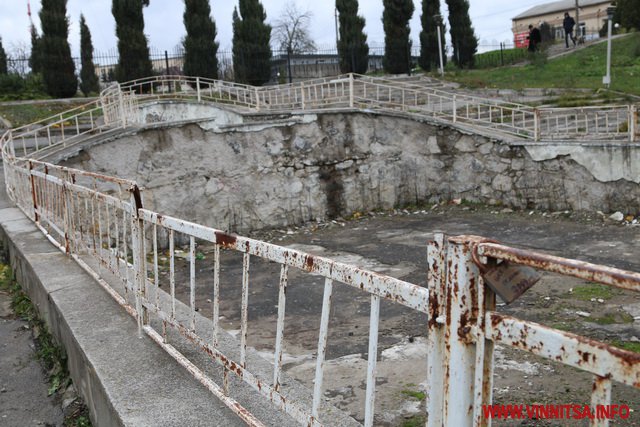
[402,416,426,427]
[589,312,634,325]
[570,283,615,301]
[474,47,529,69]
[612,340,640,353]
[401,389,426,401]
[0,101,89,128]
[445,33,640,95]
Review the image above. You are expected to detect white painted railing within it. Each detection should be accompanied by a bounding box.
[96,73,640,143]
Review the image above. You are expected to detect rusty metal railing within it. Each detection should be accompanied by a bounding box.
[427,234,640,427]
[2,155,428,426]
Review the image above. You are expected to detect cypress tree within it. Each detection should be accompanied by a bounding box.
[183,0,219,80]
[445,0,478,68]
[79,14,99,96]
[382,0,414,74]
[232,0,272,86]
[29,25,44,74]
[112,0,153,83]
[336,0,369,74]
[615,0,640,31]
[419,0,446,72]
[0,38,7,75]
[39,0,77,98]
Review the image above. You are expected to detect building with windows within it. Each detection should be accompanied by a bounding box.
[512,0,614,47]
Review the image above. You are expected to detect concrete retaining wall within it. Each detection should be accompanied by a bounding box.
[61,110,640,232]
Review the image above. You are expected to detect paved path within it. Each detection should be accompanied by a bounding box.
[0,281,64,426]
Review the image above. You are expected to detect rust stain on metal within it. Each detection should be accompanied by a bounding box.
[573,334,640,367]
[304,254,315,271]
[130,184,143,211]
[215,231,237,248]
[480,243,640,291]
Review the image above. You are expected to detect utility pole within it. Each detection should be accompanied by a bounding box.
[436,23,444,77]
[335,8,339,48]
[603,5,616,87]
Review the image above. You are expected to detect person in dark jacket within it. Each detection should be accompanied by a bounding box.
[563,12,577,48]
[527,24,542,52]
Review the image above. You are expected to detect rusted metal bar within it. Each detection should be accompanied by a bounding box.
[190,236,196,331]
[139,207,427,314]
[312,278,333,420]
[169,229,176,320]
[240,252,250,368]
[153,223,159,310]
[426,234,446,427]
[130,191,145,337]
[363,295,380,427]
[590,375,612,427]
[486,312,640,387]
[148,305,321,426]
[212,244,220,348]
[442,235,482,427]
[272,264,289,392]
[143,326,267,427]
[478,243,640,292]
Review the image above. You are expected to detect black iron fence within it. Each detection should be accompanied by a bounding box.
[5,43,539,84]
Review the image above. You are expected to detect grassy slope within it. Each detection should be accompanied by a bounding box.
[445,32,640,95]
[0,101,91,128]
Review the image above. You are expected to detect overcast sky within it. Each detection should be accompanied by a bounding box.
[0,0,556,57]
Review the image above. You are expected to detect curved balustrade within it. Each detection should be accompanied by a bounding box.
[1,74,638,182]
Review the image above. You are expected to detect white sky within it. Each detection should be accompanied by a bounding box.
[0,0,556,57]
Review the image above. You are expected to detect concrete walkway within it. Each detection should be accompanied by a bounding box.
[0,288,64,426]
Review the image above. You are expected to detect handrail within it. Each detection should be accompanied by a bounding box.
[2,73,638,171]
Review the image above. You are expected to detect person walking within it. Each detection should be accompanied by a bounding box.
[527,24,542,52]
[563,12,577,48]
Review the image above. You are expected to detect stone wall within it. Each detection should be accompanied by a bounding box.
[62,111,640,232]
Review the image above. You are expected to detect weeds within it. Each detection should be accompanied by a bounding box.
[1,260,92,426]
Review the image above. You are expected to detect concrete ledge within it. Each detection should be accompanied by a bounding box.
[0,206,249,426]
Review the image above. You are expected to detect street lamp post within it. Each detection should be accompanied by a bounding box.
[435,14,445,77]
[603,6,616,87]
[436,25,445,77]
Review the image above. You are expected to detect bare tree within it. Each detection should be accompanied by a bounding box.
[273,2,316,83]
[8,41,31,76]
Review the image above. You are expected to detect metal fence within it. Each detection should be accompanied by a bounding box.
[100,74,639,142]
[1,76,639,426]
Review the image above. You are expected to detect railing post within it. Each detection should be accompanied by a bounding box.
[196,77,202,102]
[62,181,72,254]
[118,87,127,128]
[426,233,447,427]
[129,184,146,336]
[300,83,306,110]
[255,87,260,111]
[630,104,637,142]
[349,73,354,108]
[439,235,490,427]
[27,161,38,223]
[534,108,541,141]
[452,95,457,123]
